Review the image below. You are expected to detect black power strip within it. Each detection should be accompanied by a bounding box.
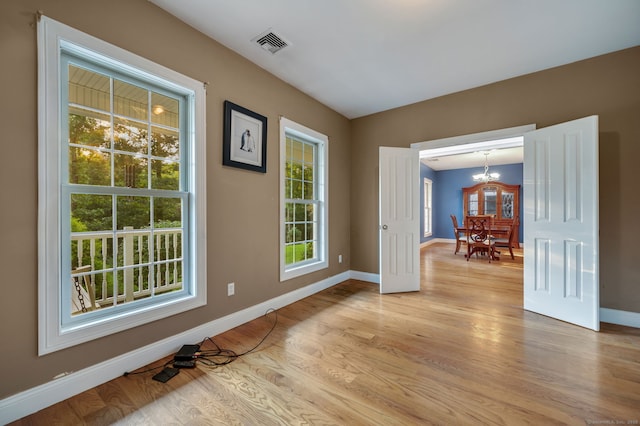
[174,344,200,361]
[152,367,179,383]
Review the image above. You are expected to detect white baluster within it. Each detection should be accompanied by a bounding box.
[123,226,134,302]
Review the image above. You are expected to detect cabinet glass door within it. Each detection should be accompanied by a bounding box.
[502,191,514,218]
[483,187,497,215]
[469,192,478,216]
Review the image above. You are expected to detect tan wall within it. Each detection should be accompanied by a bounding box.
[0,0,351,398]
[351,46,640,313]
[1,0,638,403]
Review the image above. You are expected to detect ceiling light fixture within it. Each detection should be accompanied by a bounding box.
[473,151,500,182]
[152,105,164,115]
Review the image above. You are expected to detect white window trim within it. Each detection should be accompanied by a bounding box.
[423,178,433,237]
[37,16,207,355]
[279,117,328,281]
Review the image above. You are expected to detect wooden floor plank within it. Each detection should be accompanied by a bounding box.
[11,243,640,425]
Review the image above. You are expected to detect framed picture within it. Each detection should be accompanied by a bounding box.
[223,100,267,173]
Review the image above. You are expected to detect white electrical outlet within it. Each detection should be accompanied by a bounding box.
[338,254,343,263]
[227,282,235,296]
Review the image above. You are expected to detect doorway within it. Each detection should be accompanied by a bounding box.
[406,118,600,331]
[412,124,533,253]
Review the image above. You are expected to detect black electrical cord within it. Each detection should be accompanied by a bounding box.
[123,308,278,376]
[197,308,278,367]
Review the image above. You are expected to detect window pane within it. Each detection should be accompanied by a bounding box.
[285,203,293,222]
[291,161,302,180]
[114,118,148,154]
[114,79,148,121]
[154,197,182,228]
[294,224,305,242]
[151,159,179,190]
[68,65,110,112]
[151,92,179,128]
[303,162,313,181]
[151,127,179,159]
[292,140,304,163]
[287,244,297,264]
[71,270,113,316]
[291,179,302,199]
[305,223,314,241]
[71,193,113,232]
[114,153,148,188]
[69,108,111,149]
[70,235,114,272]
[303,182,313,200]
[294,203,306,221]
[116,195,150,230]
[305,241,315,260]
[285,224,295,244]
[285,179,292,199]
[307,204,317,222]
[69,147,111,186]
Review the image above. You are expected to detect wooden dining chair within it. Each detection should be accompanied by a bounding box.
[465,215,497,262]
[493,217,519,259]
[450,214,467,255]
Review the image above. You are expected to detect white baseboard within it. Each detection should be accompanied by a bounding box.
[0,271,350,425]
[420,238,444,248]
[421,238,452,247]
[600,308,640,328]
[349,270,380,284]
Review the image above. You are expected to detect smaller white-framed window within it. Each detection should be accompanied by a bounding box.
[423,178,433,237]
[279,118,328,281]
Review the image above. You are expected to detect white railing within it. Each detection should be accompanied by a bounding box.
[71,227,183,307]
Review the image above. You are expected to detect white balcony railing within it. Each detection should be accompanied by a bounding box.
[70,227,183,310]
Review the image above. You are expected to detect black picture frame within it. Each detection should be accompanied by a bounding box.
[223,100,267,173]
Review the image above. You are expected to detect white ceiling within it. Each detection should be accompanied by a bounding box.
[149,0,640,169]
[149,0,640,119]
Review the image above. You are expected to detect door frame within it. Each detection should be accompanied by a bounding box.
[411,123,535,256]
[411,124,536,156]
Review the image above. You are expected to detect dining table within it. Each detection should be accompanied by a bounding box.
[456,225,513,261]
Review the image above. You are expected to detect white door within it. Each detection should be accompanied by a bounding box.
[523,116,599,330]
[379,147,420,294]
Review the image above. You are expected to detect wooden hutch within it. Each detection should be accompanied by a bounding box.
[462,181,520,247]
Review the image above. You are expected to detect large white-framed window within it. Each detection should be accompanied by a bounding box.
[279,118,328,281]
[38,16,207,354]
[423,178,433,237]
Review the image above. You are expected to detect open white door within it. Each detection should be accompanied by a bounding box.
[379,147,420,294]
[523,116,599,330]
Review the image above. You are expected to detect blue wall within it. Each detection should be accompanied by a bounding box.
[420,162,523,244]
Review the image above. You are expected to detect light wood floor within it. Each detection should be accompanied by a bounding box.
[13,243,640,425]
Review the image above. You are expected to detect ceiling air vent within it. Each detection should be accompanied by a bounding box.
[252,30,290,54]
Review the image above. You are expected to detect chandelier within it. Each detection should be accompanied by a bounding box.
[473,152,500,182]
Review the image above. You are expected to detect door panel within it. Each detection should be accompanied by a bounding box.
[523,116,599,330]
[379,147,420,294]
